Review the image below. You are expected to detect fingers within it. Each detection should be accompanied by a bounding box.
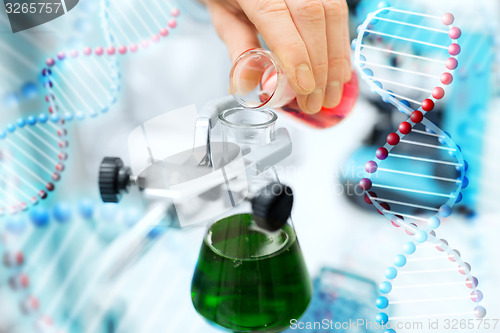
[237,0,316,95]
[207,1,261,61]
[208,0,351,112]
[322,0,350,108]
[285,0,328,114]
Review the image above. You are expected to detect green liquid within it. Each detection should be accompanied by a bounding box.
[191,214,312,332]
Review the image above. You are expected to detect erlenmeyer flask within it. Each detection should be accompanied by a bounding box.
[191,107,312,332]
[229,48,359,129]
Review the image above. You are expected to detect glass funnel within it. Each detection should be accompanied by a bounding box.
[191,107,312,332]
[229,48,359,129]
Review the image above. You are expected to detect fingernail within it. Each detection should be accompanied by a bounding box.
[306,88,323,114]
[296,64,315,93]
[324,81,342,108]
[344,59,352,82]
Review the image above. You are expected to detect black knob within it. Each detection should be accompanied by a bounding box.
[252,182,294,232]
[99,157,132,203]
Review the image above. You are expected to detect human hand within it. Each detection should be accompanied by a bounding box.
[203,0,351,114]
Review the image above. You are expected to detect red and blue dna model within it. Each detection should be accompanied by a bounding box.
[353,3,486,331]
[0,0,181,216]
[1,0,181,330]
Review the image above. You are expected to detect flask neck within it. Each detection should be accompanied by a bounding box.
[219,107,279,191]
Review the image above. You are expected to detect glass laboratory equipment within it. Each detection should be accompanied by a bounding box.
[229,48,359,129]
[191,107,312,333]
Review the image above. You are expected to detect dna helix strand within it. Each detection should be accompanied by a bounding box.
[0,0,96,112]
[0,0,110,216]
[352,3,486,330]
[41,0,181,122]
[0,0,181,216]
[0,1,99,216]
[354,3,464,239]
[0,200,150,333]
[374,238,486,332]
[1,207,72,333]
[0,73,68,216]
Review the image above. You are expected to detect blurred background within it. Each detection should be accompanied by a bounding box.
[0,0,499,332]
